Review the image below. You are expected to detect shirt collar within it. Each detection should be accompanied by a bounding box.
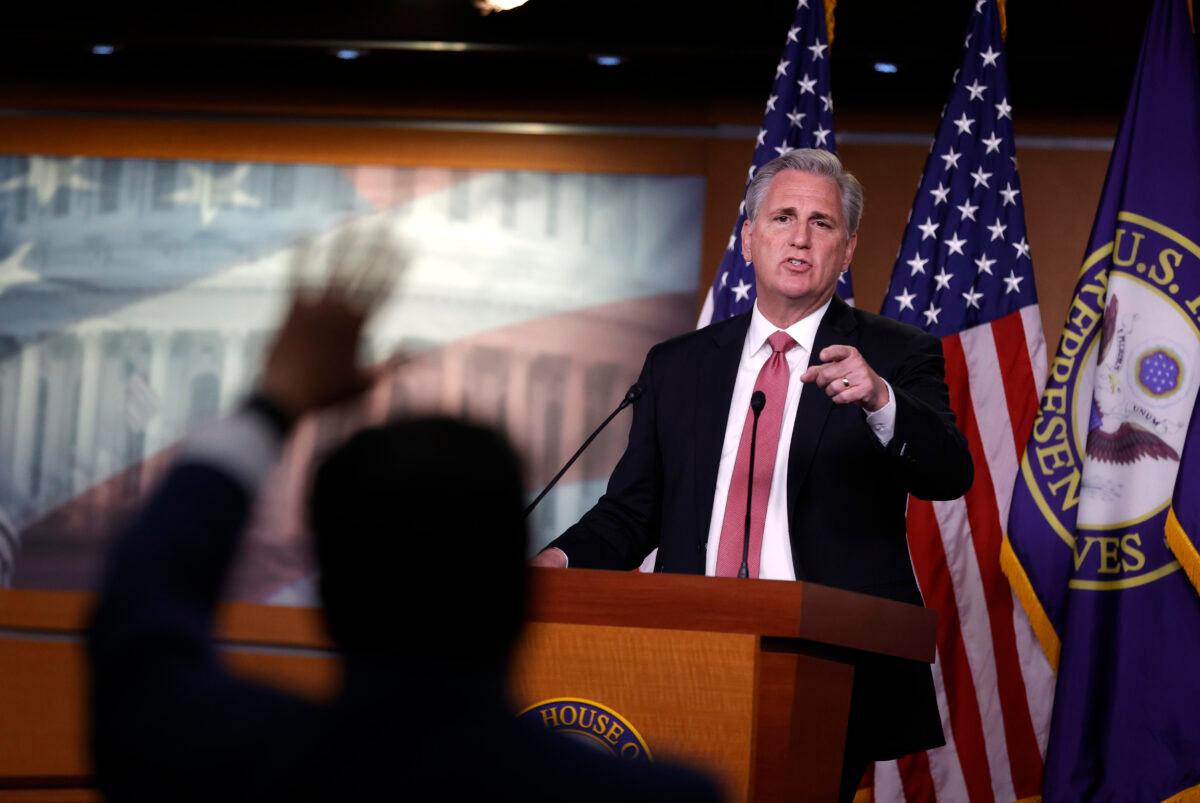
[747,297,832,358]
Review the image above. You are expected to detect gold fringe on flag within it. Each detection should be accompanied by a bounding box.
[1166,506,1200,596]
[998,0,1008,41]
[1189,0,1196,33]
[1000,535,1060,671]
[825,0,836,47]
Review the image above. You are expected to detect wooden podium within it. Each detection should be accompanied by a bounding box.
[511,568,937,803]
[0,569,934,802]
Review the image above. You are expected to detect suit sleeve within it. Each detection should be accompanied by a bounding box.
[878,331,974,501]
[546,347,665,570]
[86,410,317,802]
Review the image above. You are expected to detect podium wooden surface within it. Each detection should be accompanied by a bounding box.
[0,570,935,802]
[513,568,938,803]
[0,590,340,802]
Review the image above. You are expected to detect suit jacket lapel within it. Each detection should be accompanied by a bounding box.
[694,314,750,541]
[786,296,859,536]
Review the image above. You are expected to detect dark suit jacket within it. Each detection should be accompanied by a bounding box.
[549,296,973,759]
[87,414,721,803]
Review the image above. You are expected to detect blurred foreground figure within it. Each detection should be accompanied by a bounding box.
[86,232,720,803]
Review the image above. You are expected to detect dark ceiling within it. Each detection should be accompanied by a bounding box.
[1,1,1179,124]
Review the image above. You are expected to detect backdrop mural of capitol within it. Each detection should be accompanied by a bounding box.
[0,154,704,601]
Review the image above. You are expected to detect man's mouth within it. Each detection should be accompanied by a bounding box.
[786,258,809,267]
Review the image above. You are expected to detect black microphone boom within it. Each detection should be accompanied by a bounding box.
[738,390,767,579]
[523,382,645,519]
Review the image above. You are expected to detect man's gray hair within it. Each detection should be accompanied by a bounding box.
[743,149,864,236]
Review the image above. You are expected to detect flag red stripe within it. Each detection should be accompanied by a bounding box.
[898,750,937,802]
[941,333,1044,798]
[990,311,1040,458]
[906,498,995,803]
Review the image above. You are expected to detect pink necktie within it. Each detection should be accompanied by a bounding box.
[715,330,797,578]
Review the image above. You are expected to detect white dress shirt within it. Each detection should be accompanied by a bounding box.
[704,300,896,579]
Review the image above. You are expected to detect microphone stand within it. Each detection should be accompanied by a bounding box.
[523,383,644,519]
[738,391,767,578]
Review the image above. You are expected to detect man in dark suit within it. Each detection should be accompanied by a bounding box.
[534,149,974,801]
[87,265,721,802]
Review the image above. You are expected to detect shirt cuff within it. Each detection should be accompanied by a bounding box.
[864,379,897,446]
[177,404,286,497]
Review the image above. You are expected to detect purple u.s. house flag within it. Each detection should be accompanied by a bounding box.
[697,0,851,327]
[877,2,1052,800]
[1003,0,1200,799]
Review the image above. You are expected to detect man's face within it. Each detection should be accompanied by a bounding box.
[741,169,858,320]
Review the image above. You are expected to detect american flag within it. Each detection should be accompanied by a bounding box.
[697,0,852,327]
[875,1,1054,801]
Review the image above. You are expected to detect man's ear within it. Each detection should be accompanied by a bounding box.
[843,232,859,269]
[740,217,754,263]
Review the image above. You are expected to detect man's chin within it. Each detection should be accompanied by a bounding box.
[772,280,824,303]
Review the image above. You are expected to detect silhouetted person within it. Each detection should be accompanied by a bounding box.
[87,271,720,802]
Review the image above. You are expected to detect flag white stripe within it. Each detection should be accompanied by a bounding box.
[872,757,906,803]
[925,652,973,803]
[960,323,1021,524]
[932,495,1016,803]
[1021,305,1049,397]
[696,286,715,329]
[1011,587,1055,756]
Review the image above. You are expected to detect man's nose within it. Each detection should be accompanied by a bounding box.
[788,222,809,247]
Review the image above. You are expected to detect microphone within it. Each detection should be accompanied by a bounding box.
[738,390,767,579]
[523,382,645,519]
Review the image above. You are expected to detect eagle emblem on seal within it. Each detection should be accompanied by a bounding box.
[1086,294,1181,465]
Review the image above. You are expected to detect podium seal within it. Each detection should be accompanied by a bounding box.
[517,698,653,761]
